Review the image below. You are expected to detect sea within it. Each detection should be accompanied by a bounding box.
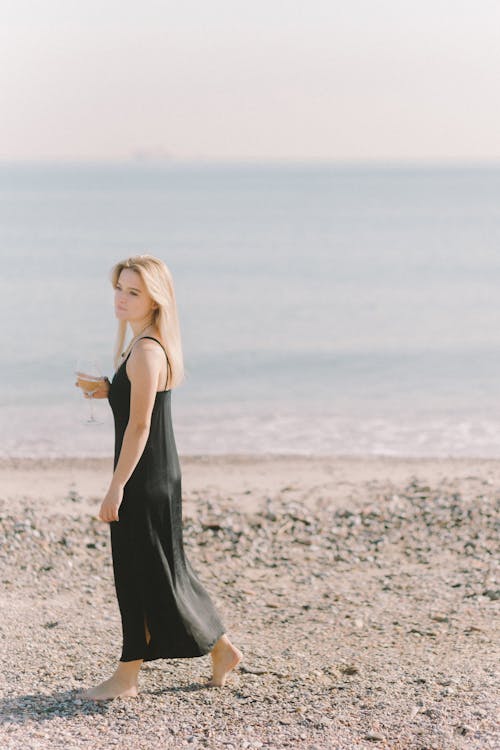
[1,161,499,458]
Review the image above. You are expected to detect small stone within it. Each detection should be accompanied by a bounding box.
[340,665,359,675]
[441,687,455,696]
[483,589,500,601]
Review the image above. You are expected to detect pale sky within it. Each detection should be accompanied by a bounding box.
[1,0,499,162]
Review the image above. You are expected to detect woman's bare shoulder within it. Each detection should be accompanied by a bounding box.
[126,336,161,370]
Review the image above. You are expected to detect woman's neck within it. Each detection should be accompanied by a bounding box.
[120,322,157,360]
[130,318,153,336]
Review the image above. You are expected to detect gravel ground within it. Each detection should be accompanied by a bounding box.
[0,456,498,749]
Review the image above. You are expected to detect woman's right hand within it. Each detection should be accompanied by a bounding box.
[75,376,110,399]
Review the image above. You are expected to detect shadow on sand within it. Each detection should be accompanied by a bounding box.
[0,680,219,723]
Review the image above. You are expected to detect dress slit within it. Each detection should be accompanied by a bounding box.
[144,613,151,646]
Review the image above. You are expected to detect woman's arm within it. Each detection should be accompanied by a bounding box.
[99,340,164,522]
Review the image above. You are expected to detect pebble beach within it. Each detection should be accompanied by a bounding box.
[0,454,498,750]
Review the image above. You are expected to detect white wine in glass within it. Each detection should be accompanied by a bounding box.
[75,358,105,424]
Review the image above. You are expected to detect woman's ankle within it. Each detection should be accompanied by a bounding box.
[115,662,142,683]
[211,634,229,652]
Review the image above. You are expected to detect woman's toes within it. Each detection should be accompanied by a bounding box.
[205,675,225,688]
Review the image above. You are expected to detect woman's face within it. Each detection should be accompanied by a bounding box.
[114,268,156,323]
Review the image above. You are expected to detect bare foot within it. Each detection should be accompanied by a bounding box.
[80,676,139,701]
[80,663,142,701]
[205,634,243,687]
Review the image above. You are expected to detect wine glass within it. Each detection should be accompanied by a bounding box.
[75,358,105,424]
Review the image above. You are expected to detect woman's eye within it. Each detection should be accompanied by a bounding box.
[115,285,138,296]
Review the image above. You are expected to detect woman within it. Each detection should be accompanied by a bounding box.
[76,254,242,700]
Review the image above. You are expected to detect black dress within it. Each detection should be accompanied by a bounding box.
[107,336,226,662]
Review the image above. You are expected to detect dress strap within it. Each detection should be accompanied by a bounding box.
[134,336,169,391]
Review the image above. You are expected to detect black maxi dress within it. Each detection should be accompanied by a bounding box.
[107,336,226,662]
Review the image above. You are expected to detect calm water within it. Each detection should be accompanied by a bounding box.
[1,161,499,457]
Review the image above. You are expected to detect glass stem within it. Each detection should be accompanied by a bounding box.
[86,390,98,422]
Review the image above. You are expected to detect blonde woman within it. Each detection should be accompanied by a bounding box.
[76,255,242,700]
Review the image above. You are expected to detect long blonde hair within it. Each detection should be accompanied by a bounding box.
[110,255,185,390]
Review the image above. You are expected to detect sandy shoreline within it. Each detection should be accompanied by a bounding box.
[0,455,498,749]
[3,453,500,513]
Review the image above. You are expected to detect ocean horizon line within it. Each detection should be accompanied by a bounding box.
[1,156,500,169]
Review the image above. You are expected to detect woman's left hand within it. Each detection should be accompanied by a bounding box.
[99,483,124,522]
